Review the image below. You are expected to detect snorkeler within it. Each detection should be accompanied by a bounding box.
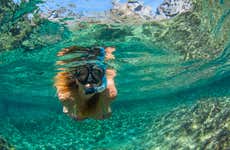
[54,46,117,120]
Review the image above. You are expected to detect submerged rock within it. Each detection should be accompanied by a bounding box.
[147,97,230,149]
[0,136,15,150]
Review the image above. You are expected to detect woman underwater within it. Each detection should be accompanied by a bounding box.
[54,46,117,120]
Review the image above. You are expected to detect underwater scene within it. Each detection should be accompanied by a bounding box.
[0,0,230,149]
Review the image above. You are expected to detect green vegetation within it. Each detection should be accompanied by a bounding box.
[0,0,70,51]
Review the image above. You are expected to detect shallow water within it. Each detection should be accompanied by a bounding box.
[0,0,230,149]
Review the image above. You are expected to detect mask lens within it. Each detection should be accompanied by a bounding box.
[75,64,104,85]
[92,68,104,81]
[76,67,88,83]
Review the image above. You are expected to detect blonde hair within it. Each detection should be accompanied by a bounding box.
[54,71,76,102]
[54,70,103,118]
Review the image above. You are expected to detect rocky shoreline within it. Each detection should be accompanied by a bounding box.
[42,0,194,24]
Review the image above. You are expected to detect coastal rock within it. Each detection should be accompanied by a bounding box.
[109,0,154,23]
[41,0,193,24]
[155,0,193,20]
[42,6,80,20]
[109,0,193,22]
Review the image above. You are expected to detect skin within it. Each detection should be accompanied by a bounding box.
[54,47,117,120]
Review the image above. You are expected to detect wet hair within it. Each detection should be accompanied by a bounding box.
[54,70,101,116]
[54,71,77,101]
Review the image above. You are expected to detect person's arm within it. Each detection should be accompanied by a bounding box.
[93,47,117,119]
[104,47,117,99]
[98,69,117,119]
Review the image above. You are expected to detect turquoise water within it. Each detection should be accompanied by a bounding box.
[0,0,230,149]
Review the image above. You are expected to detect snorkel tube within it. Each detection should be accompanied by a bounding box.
[84,47,107,95]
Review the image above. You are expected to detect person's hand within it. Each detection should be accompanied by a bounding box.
[105,47,115,53]
[105,54,115,60]
[58,92,73,101]
[105,47,116,60]
[57,48,69,56]
[106,79,117,98]
[106,69,117,99]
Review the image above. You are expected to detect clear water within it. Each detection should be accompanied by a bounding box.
[0,0,230,149]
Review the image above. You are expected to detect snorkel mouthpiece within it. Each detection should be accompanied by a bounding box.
[84,75,107,95]
[85,87,96,94]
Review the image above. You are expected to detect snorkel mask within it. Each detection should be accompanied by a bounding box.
[74,63,107,95]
